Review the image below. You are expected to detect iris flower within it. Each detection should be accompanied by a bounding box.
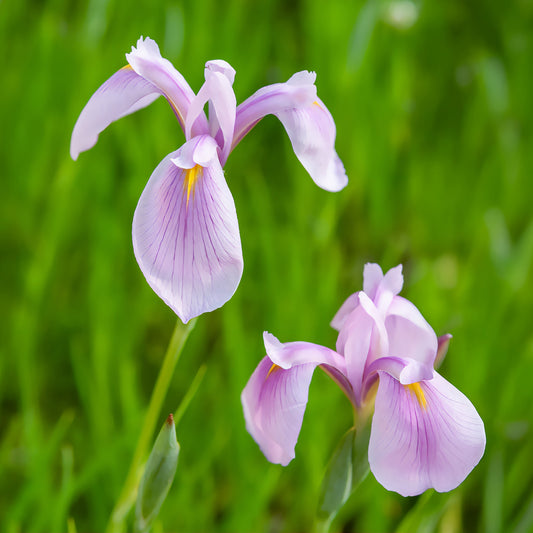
[242,264,485,496]
[71,37,347,322]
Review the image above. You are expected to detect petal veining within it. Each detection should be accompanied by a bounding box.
[132,136,243,322]
[368,371,486,496]
[70,66,160,160]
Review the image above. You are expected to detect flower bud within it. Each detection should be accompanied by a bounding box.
[135,414,180,532]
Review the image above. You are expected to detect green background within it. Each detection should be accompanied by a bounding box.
[2,0,532,531]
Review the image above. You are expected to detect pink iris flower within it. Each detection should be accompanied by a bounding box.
[71,37,347,323]
[241,264,485,496]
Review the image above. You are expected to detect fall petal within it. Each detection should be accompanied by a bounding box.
[368,371,486,496]
[132,135,243,322]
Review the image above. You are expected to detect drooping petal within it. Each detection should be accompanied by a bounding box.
[242,334,348,466]
[126,37,204,133]
[241,356,317,466]
[132,135,243,322]
[232,71,317,153]
[368,371,486,496]
[70,67,161,160]
[185,60,237,163]
[275,96,348,192]
[384,296,438,367]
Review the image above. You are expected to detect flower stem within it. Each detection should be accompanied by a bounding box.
[106,318,196,533]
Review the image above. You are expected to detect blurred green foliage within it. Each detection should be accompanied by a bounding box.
[2,0,533,531]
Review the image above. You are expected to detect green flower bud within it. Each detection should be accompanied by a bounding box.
[135,414,180,532]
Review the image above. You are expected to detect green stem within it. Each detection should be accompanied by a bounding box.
[106,318,196,533]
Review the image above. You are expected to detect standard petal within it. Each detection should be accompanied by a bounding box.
[232,72,317,152]
[275,97,348,192]
[241,356,317,466]
[132,135,243,322]
[362,263,384,300]
[330,292,360,331]
[185,62,237,163]
[335,302,377,405]
[126,37,206,134]
[70,67,161,160]
[385,296,438,367]
[368,371,486,496]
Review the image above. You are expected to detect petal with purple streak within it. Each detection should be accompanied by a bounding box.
[132,135,243,323]
[368,371,486,496]
[242,334,347,465]
[70,67,161,160]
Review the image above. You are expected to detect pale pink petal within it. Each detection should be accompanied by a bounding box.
[381,265,404,297]
[232,72,317,152]
[241,356,317,466]
[369,371,486,496]
[335,302,376,405]
[242,334,348,466]
[70,67,160,160]
[275,97,348,192]
[185,61,236,163]
[126,36,206,134]
[362,263,384,299]
[330,292,360,331]
[132,135,243,322]
[263,332,347,373]
[385,296,438,367]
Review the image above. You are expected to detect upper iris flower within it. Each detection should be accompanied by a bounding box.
[71,37,347,323]
[242,264,485,496]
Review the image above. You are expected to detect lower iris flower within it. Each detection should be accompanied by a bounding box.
[242,264,485,496]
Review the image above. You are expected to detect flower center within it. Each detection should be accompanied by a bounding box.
[266,363,281,379]
[405,382,427,410]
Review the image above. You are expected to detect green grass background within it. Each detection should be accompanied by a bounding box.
[2,0,533,531]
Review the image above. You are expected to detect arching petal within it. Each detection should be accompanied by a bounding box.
[232,71,317,153]
[368,371,486,496]
[70,67,161,160]
[242,333,348,466]
[385,296,438,367]
[132,135,243,323]
[126,37,204,133]
[275,96,348,192]
[330,292,360,332]
[263,332,347,373]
